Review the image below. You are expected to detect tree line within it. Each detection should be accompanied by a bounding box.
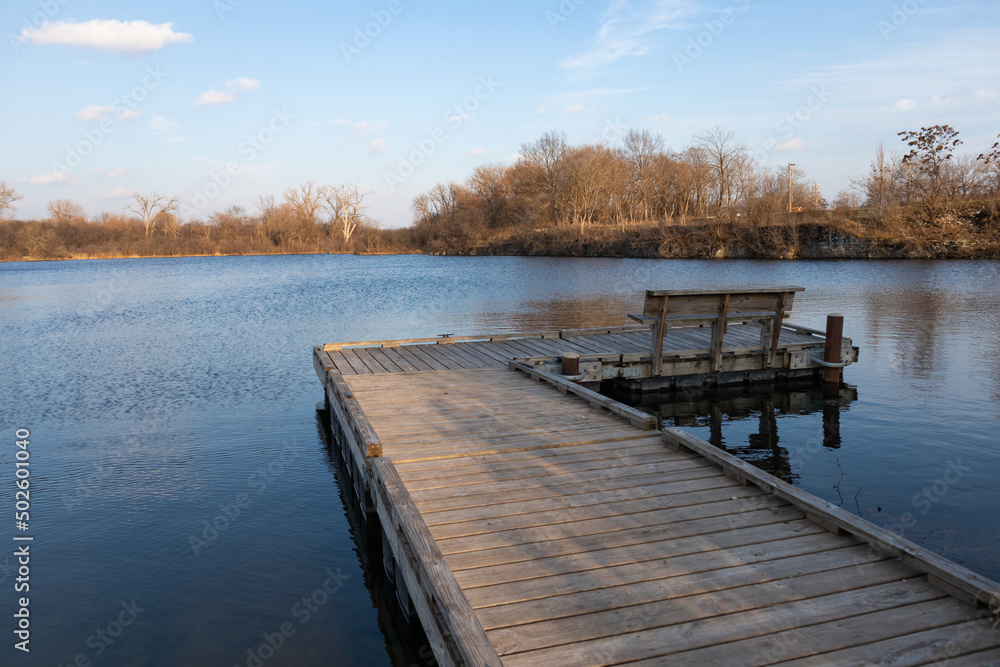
[0,181,390,261]
[1,125,998,261]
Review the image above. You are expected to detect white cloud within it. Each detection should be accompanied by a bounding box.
[470,147,490,156]
[561,0,693,70]
[333,119,350,126]
[364,139,388,155]
[975,89,999,101]
[775,137,805,151]
[76,105,114,120]
[98,186,135,199]
[562,103,586,114]
[149,115,179,132]
[228,77,260,91]
[353,121,388,136]
[117,109,141,120]
[21,20,192,53]
[195,89,236,106]
[21,171,77,184]
[894,98,918,111]
[508,153,523,162]
[649,112,669,122]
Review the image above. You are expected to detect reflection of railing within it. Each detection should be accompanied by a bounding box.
[608,380,858,482]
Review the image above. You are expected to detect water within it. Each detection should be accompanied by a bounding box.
[1,255,998,665]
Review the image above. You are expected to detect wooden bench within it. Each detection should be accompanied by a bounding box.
[628,286,805,375]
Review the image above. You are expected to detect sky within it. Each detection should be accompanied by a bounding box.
[2,0,999,227]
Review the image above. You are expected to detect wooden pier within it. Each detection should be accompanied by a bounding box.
[315,289,1000,666]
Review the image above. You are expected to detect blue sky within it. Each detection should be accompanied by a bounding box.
[2,0,999,226]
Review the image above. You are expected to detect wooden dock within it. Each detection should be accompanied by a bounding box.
[315,291,1000,666]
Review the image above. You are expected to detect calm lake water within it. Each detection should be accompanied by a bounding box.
[2,255,999,666]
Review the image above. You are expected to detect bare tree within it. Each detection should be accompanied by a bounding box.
[693,126,748,219]
[128,193,178,238]
[519,131,569,226]
[47,199,86,224]
[322,183,372,245]
[0,182,23,219]
[623,129,665,221]
[283,182,325,224]
[851,142,898,214]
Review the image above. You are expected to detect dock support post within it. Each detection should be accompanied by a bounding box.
[561,352,580,377]
[823,314,844,384]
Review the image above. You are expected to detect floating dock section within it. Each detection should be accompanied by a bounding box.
[314,288,1000,666]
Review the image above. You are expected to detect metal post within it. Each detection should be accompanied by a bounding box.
[788,163,795,213]
[823,314,844,384]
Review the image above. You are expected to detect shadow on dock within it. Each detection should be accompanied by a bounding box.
[605,378,857,483]
[314,406,438,667]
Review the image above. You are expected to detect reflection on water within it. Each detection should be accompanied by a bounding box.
[608,379,858,484]
[313,409,435,667]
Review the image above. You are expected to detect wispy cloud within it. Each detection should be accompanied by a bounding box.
[562,103,587,114]
[21,171,77,185]
[21,19,192,53]
[894,98,917,111]
[333,119,350,126]
[649,112,669,121]
[195,89,235,106]
[98,186,135,199]
[150,115,179,132]
[561,0,693,70]
[76,105,141,121]
[353,121,388,136]
[470,147,490,156]
[364,138,388,155]
[775,137,804,151]
[194,78,261,106]
[228,77,260,91]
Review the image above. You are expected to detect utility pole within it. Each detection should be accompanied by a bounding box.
[788,163,795,213]
[813,182,820,208]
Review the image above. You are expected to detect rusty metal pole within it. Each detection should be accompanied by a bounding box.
[823,314,844,384]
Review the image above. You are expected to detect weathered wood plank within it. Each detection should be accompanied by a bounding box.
[370,458,502,667]
[773,614,1000,667]
[465,531,856,610]
[663,427,1000,611]
[499,581,941,666]
[487,559,921,657]
[509,361,656,429]
[475,544,892,630]
[454,519,827,589]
